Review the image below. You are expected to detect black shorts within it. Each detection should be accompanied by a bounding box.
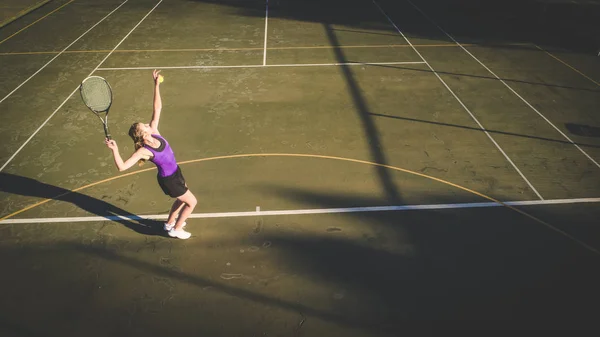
[157,166,188,198]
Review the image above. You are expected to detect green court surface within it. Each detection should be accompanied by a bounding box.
[1,0,600,335]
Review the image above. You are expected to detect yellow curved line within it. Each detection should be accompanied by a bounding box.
[2,153,597,254]
[534,45,600,88]
[1,166,156,221]
[1,153,481,220]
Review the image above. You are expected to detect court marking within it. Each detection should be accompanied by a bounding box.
[370,0,544,200]
[403,0,600,169]
[0,3,596,254]
[0,0,163,172]
[1,153,597,254]
[0,0,129,105]
[0,43,535,56]
[263,0,269,65]
[534,45,600,87]
[2,197,599,225]
[96,61,426,71]
[0,0,74,45]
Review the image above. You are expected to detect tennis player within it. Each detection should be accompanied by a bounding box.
[105,70,196,239]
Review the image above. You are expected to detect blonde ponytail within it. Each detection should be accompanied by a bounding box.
[128,123,147,166]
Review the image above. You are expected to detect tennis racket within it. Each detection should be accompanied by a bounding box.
[80,76,113,140]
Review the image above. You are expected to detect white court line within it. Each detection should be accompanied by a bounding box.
[0,0,130,105]
[263,0,269,66]
[0,0,164,172]
[97,61,426,71]
[403,0,600,169]
[371,0,544,200]
[1,197,599,224]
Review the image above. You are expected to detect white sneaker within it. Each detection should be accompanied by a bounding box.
[164,221,186,231]
[168,228,191,239]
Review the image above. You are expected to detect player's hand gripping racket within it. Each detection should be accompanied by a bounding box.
[80,76,113,139]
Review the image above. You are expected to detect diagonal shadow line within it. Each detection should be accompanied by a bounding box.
[331,27,406,37]
[63,242,395,334]
[0,172,164,235]
[195,0,597,56]
[323,23,401,202]
[356,63,600,93]
[369,112,600,149]
[328,28,558,54]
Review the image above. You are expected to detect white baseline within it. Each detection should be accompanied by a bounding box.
[1,197,599,224]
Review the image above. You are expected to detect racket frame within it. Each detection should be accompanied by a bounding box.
[80,75,114,140]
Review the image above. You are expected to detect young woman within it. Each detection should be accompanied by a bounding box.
[105,69,197,239]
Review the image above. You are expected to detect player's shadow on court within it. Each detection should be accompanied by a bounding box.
[0,172,164,236]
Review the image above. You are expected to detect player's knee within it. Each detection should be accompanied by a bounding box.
[187,194,197,208]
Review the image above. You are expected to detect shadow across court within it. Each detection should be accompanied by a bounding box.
[190,0,600,54]
[565,123,600,138]
[249,182,600,326]
[1,203,599,335]
[369,112,600,149]
[323,22,402,203]
[0,172,164,236]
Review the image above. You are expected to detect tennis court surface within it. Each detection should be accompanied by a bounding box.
[1,0,600,335]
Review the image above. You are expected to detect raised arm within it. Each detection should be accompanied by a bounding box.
[105,139,149,172]
[149,69,162,131]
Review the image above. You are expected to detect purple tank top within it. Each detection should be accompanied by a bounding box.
[143,134,178,177]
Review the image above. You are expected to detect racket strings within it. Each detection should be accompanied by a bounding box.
[81,77,112,112]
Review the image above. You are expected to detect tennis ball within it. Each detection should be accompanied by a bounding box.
[158,75,164,83]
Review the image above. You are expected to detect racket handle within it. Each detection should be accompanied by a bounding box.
[103,124,111,140]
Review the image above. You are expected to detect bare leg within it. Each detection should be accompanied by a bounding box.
[166,199,185,225]
[173,190,197,231]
